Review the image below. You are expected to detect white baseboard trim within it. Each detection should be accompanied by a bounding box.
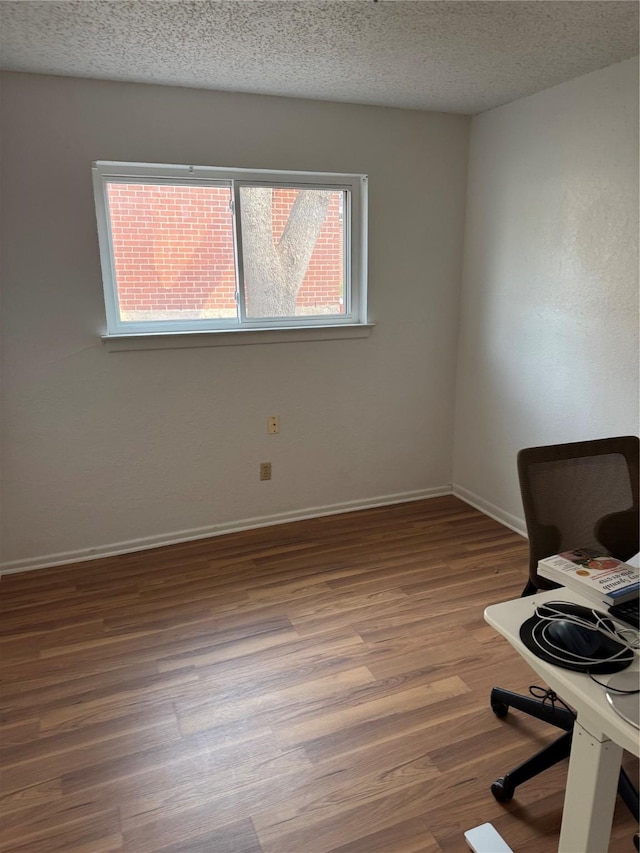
[0,486,453,575]
[452,484,527,539]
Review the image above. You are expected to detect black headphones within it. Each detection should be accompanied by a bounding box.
[519,601,635,674]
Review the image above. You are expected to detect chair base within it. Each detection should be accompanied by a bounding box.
[490,686,639,822]
[490,730,572,803]
[490,686,574,730]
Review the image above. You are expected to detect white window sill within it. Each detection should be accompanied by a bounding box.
[102,323,374,351]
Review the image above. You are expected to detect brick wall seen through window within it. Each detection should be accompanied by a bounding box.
[107,184,344,319]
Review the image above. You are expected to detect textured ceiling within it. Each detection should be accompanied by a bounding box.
[1,1,638,114]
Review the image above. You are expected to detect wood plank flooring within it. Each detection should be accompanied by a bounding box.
[1,496,637,852]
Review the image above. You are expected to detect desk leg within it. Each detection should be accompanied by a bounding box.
[558,720,623,853]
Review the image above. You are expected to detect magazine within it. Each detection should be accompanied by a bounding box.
[538,548,640,605]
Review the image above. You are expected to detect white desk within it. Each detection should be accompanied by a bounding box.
[485,588,639,853]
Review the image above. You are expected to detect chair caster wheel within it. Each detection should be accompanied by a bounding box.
[491,701,509,718]
[633,832,638,852]
[491,776,515,803]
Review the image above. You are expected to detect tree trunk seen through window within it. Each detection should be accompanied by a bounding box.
[241,187,332,317]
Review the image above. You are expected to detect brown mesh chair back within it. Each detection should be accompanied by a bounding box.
[517,436,639,592]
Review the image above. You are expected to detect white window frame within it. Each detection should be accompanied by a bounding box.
[92,161,368,342]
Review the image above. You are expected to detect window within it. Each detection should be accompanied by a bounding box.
[92,161,367,339]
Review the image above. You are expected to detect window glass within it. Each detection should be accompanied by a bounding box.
[107,182,236,323]
[239,186,345,319]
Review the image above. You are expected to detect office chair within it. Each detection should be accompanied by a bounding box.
[489,436,639,828]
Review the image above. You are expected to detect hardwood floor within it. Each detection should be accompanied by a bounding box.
[0,496,637,852]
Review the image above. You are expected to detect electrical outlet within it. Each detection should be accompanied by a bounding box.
[267,416,280,434]
[259,462,272,481]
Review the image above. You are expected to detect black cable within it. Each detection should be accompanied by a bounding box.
[529,685,577,717]
[588,672,640,694]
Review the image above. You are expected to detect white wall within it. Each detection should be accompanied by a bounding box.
[0,72,470,570]
[453,57,639,532]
